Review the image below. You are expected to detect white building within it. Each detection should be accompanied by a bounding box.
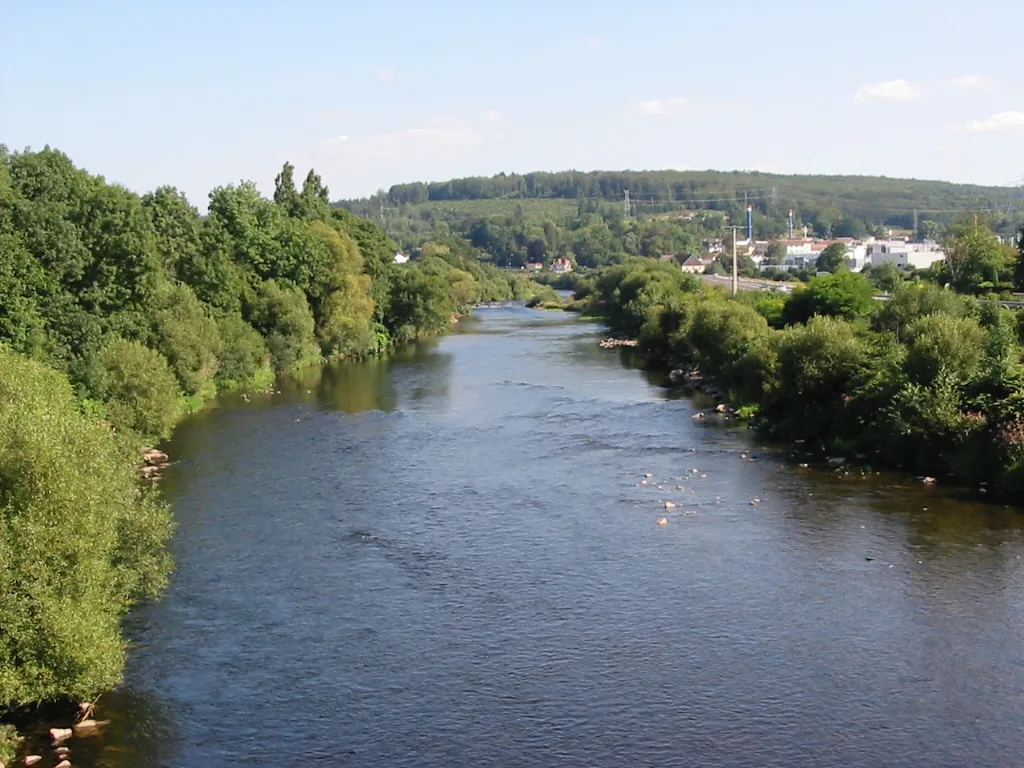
[394,252,410,264]
[866,241,945,270]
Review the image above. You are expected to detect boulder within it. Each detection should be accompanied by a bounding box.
[664,501,677,509]
[715,403,727,413]
[49,728,72,744]
[24,757,42,767]
[657,517,669,527]
[56,762,71,768]
[72,719,109,737]
[922,477,936,484]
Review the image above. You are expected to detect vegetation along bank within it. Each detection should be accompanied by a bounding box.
[571,249,1024,496]
[0,147,543,761]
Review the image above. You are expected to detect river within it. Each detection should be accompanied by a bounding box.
[68,306,1023,767]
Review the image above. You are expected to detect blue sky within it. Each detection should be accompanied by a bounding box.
[2,0,1022,207]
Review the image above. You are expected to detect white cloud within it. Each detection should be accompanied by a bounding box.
[635,96,688,116]
[948,75,993,91]
[377,68,395,84]
[316,112,503,164]
[965,110,1024,132]
[587,37,603,48]
[854,79,922,102]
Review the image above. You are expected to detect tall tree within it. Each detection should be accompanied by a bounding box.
[273,162,300,217]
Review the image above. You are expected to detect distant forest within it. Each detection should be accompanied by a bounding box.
[343,170,1023,232]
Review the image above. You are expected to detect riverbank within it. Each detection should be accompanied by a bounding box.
[590,258,1024,499]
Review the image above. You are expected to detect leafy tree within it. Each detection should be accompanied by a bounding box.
[94,337,181,440]
[246,280,320,372]
[273,162,301,217]
[142,186,202,280]
[816,242,848,273]
[215,313,271,388]
[916,219,944,242]
[783,271,876,325]
[1014,226,1024,292]
[763,240,786,266]
[686,300,769,376]
[149,282,223,398]
[0,347,173,706]
[833,216,867,239]
[866,262,904,293]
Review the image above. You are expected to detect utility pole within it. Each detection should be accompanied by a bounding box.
[725,224,744,296]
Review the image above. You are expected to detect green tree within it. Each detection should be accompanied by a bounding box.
[816,242,848,273]
[273,162,300,217]
[1014,226,1024,292]
[866,261,903,293]
[783,271,877,325]
[149,283,223,398]
[763,240,786,266]
[0,348,173,707]
[94,337,182,440]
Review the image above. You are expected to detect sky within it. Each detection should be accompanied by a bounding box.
[2,0,1022,208]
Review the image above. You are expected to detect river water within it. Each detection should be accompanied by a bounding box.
[71,306,1023,767]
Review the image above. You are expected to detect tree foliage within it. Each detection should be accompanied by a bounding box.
[0,348,173,706]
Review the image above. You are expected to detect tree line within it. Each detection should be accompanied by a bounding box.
[346,169,1023,235]
[0,147,539,744]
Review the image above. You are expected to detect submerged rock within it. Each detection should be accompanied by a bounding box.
[657,517,669,526]
[72,719,108,737]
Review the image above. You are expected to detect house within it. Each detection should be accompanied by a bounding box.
[524,262,544,272]
[393,252,410,264]
[680,254,711,274]
[550,257,573,274]
[703,238,725,254]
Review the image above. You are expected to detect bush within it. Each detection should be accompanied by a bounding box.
[0,347,173,706]
[94,337,181,441]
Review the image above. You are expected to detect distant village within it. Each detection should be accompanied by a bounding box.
[677,233,946,274]
[495,237,946,276]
